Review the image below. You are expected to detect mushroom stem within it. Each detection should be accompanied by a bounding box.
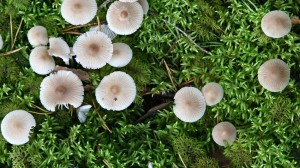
[134,101,172,124]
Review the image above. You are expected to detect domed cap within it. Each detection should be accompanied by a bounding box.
[1,110,36,145]
[108,42,133,67]
[173,87,206,122]
[138,0,149,15]
[61,0,97,25]
[261,10,292,38]
[40,70,84,111]
[27,26,48,47]
[202,82,224,106]
[95,71,136,111]
[73,31,113,69]
[212,121,237,146]
[48,37,71,63]
[258,59,290,92]
[106,1,144,35]
[29,46,55,75]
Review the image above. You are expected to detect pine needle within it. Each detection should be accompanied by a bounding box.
[0,47,23,57]
[28,111,52,115]
[163,59,177,91]
[103,159,112,168]
[12,18,23,49]
[10,15,13,49]
[178,153,187,168]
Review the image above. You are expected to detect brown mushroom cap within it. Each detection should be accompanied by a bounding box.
[106,1,144,35]
[202,82,224,106]
[1,110,36,145]
[173,87,206,122]
[212,121,237,146]
[61,0,97,25]
[261,10,292,38]
[258,59,290,92]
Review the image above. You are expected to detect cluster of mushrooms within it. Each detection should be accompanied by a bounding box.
[0,0,292,149]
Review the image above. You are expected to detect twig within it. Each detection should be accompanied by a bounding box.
[103,159,112,168]
[32,104,50,113]
[160,18,211,54]
[10,15,13,49]
[28,111,52,115]
[97,16,101,31]
[61,23,98,32]
[93,101,112,133]
[12,18,23,49]
[100,0,113,9]
[178,153,187,168]
[163,59,177,91]
[0,47,23,57]
[135,101,172,124]
[62,31,82,35]
[180,78,194,86]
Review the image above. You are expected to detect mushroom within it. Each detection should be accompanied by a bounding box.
[40,70,84,111]
[258,59,290,92]
[212,121,237,146]
[173,87,206,122]
[138,0,149,15]
[1,110,36,145]
[89,24,118,40]
[202,82,224,106]
[95,71,136,111]
[108,42,133,67]
[261,10,292,38]
[29,46,55,75]
[0,35,3,50]
[73,31,113,69]
[76,105,92,123]
[27,26,48,47]
[106,1,144,35]
[48,37,71,64]
[61,0,97,25]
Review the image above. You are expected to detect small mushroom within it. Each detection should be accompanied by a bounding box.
[212,121,237,146]
[258,59,290,92]
[40,70,84,111]
[95,71,136,111]
[73,31,113,69]
[1,110,36,145]
[106,1,144,35]
[48,37,71,64]
[108,42,133,67]
[202,82,224,106]
[61,0,97,25]
[29,46,55,75]
[27,26,48,47]
[173,87,206,122]
[76,105,92,123]
[261,10,292,38]
[138,0,149,15]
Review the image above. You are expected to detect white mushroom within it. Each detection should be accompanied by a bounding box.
[212,121,237,146]
[108,42,133,67]
[138,0,149,15]
[76,105,92,123]
[48,37,71,63]
[29,46,55,75]
[27,26,48,47]
[202,82,224,106]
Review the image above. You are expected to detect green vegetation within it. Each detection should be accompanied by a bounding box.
[0,0,300,167]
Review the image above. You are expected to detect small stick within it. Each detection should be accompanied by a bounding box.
[163,59,177,91]
[180,78,194,86]
[178,153,187,168]
[28,111,52,115]
[12,18,23,49]
[135,101,172,124]
[103,159,112,168]
[62,31,82,35]
[160,18,210,54]
[97,16,101,31]
[10,15,13,49]
[0,47,23,57]
[96,111,112,133]
[32,104,50,113]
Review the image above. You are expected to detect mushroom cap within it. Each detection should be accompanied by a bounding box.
[73,31,113,69]
[48,37,71,62]
[89,24,118,40]
[29,46,55,75]
[1,110,36,145]
[173,87,206,122]
[0,35,3,50]
[40,70,84,111]
[258,59,290,92]
[61,0,97,25]
[261,10,292,38]
[106,1,144,35]
[212,121,237,146]
[76,105,92,123]
[202,82,224,106]
[95,71,136,111]
[119,0,138,2]
[138,0,149,15]
[27,26,48,47]
[108,42,133,67]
